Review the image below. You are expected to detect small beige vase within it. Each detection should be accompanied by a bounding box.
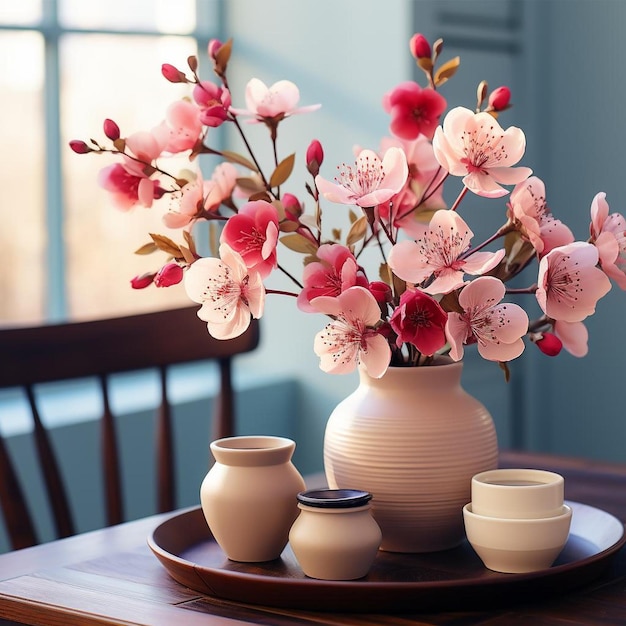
[200,435,306,562]
[324,359,498,553]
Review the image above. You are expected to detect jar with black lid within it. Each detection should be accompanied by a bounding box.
[288,488,382,580]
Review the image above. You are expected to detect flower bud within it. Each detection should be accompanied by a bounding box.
[208,38,223,60]
[368,281,392,304]
[488,86,511,112]
[103,119,120,141]
[409,33,431,60]
[154,263,184,288]
[161,63,186,83]
[306,139,324,176]
[533,332,563,357]
[130,272,156,289]
[282,193,302,219]
[69,140,92,154]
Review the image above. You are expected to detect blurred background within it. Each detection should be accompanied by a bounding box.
[1,0,625,548]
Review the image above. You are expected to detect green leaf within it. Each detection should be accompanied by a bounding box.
[269,153,295,188]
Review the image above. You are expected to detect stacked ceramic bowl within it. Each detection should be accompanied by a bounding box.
[463,468,572,573]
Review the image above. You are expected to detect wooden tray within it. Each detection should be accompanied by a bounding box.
[147,501,626,613]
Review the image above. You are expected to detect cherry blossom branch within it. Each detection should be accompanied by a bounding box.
[459,222,513,260]
[505,283,537,295]
[266,288,299,297]
[277,263,304,289]
[449,186,469,212]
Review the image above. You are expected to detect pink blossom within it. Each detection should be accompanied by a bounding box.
[554,320,588,357]
[192,81,232,127]
[312,286,391,378]
[184,244,265,340]
[590,192,626,289]
[388,210,505,295]
[220,200,280,278]
[376,135,447,237]
[389,289,448,355]
[204,162,238,210]
[445,276,529,362]
[508,177,574,256]
[97,163,162,211]
[383,81,447,141]
[152,100,202,153]
[232,78,320,122]
[163,174,206,228]
[315,147,408,208]
[536,242,611,322]
[123,131,166,175]
[368,281,392,305]
[432,107,532,198]
[297,244,366,313]
[154,262,184,287]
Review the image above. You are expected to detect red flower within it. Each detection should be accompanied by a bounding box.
[389,289,448,356]
[383,81,447,141]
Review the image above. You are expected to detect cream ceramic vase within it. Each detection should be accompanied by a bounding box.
[200,435,306,562]
[323,359,498,553]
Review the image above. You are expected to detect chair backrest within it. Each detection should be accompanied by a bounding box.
[0,306,259,550]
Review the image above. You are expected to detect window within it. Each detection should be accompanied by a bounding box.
[0,0,222,325]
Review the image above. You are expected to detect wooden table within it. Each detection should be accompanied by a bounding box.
[1,450,625,625]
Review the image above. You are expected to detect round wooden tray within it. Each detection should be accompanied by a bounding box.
[147,501,625,613]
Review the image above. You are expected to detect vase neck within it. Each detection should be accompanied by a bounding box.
[359,361,463,392]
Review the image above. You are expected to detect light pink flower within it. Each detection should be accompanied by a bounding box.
[315,147,408,208]
[312,286,391,378]
[204,162,238,211]
[590,192,626,289]
[232,78,320,122]
[536,242,611,322]
[432,107,532,198]
[389,289,448,355]
[184,244,265,340]
[445,276,529,362]
[382,81,447,141]
[122,131,166,176]
[163,174,206,229]
[388,210,505,295]
[508,177,574,256]
[297,244,366,313]
[151,100,203,154]
[554,320,588,358]
[220,200,279,278]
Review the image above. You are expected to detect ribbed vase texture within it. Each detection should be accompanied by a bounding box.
[323,360,498,553]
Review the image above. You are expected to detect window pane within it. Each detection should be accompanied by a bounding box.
[59,0,196,34]
[0,1,42,25]
[0,32,45,324]
[61,34,197,320]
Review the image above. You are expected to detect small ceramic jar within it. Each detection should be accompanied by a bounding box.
[289,489,382,580]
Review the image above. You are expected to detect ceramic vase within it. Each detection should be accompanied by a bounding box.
[323,358,498,553]
[200,435,306,562]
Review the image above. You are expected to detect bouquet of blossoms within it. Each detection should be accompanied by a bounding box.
[70,34,625,380]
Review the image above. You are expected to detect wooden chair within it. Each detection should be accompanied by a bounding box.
[0,307,259,550]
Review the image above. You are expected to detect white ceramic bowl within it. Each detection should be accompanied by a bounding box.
[463,503,572,573]
[471,468,564,519]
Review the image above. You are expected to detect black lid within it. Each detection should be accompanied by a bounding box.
[296,489,373,508]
